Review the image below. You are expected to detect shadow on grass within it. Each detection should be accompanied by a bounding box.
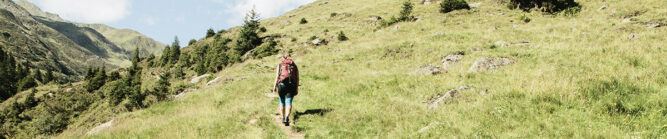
[294,108,332,122]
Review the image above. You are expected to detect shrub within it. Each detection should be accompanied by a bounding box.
[188,39,197,46]
[399,1,414,21]
[507,0,580,13]
[330,12,338,17]
[205,28,215,38]
[518,14,531,23]
[299,18,308,24]
[559,6,581,16]
[440,0,470,13]
[309,36,318,41]
[252,39,279,58]
[337,31,348,41]
[259,27,267,33]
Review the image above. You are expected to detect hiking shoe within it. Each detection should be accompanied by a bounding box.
[284,117,290,126]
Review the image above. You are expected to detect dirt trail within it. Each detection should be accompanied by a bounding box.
[273,114,304,139]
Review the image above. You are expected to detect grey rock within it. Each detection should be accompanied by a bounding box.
[622,18,633,23]
[190,74,211,84]
[87,119,114,135]
[469,58,514,72]
[469,2,482,8]
[414,64,443,75]
[427,86,470,109]
[494,40,508,47]
[598,5,608,11]
[417,122,440,133]
[646,23,661,28]
[629,33,639,40]
[442,54,464,70]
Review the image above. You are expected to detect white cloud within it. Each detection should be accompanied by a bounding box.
[32,0,131,23]
[217,0,315,25]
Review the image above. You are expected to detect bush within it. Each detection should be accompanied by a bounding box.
[330,12,338,17]
[379,1,415,27]
[399,1,414,21]
[507,0,580,13]
[559,6,581,16]
[337,31,348,41]
[309,36,318,41]
[299,18,308,24]
[252,40,279,58]
[205,28,215,38]
[440,0,470,13]
[188,39,197,46]
[518,14,531,23]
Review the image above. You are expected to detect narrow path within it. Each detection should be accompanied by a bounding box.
[273,114,304,139]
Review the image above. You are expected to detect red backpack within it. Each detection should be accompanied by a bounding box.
[278,59,298,84]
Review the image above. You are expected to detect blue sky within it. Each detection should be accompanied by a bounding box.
[25,0,315,46]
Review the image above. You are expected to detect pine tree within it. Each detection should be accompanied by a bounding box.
[24,89,37,108]
[32,70,43,83]
[399,1,414,21]
[170,36,181,64]
[108,71,121,81]
[85,66,94,80]
[17,75,36,92]
[85,67,107,92]
[206,28,215,38]
[173,66,184,79]
[234,8,262,55]
[43,70,54,83]
[153,72,170,100]
[159,46,171,67]
[0,48,18,101]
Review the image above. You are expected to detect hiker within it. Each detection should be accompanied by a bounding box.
[272,52,299,126]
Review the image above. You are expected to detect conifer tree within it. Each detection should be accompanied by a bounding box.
[170,37,181,64]
[206,28,215,38]
[43,70,54,83]
[234,8,262,55]
[159,46,171,67]
[153,72,170,100]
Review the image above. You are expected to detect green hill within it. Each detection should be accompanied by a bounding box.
[0,0,165,81]
[1,0,665,138]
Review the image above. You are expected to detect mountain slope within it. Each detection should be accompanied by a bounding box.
[0,0,164,81]
[55,0,666,138]
[14,0,166,57]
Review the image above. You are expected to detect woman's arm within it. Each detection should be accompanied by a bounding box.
[272,65,280,92]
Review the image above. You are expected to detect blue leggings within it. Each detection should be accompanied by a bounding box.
[279,95,293,106]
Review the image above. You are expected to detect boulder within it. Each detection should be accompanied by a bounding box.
[646,23,661,28]
[190,74,211,84]
[469,58,514,72]
[597,4,608,11]
[494,40,508,47]
[622,18,633,23]
[421,0,432,5]
[87,119,114,135]
[441,54,464,70]
[629,33,639,40]
[469,2,482,8]
[414,64,443,75]
[417,122,440,133]
[427,86,470,109]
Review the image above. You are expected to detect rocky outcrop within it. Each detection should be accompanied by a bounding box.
[414,64,443,75]
[190,74,211,84]
[426,86,470,109]
[468,58,514,72]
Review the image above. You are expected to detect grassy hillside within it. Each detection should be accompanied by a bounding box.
[55,0,666,138]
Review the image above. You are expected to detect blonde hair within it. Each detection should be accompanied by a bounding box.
[283,52,291,59]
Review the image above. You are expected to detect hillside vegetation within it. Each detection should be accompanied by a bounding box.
[1,0,665,138]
